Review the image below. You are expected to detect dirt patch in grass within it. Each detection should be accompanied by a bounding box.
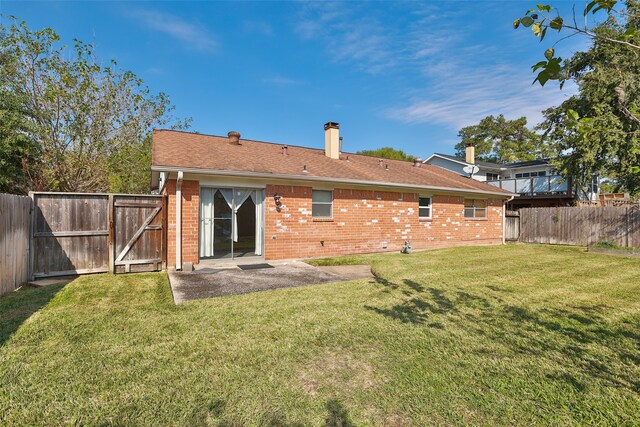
[296,349,379,397]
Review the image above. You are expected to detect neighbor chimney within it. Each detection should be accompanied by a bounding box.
[465,142,475,164]
[324,122,340,159]
[228,131,241,145]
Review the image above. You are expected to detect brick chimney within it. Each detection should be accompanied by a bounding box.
[324,122,340,159]
[228,131,241,145]
[465,142,475,164]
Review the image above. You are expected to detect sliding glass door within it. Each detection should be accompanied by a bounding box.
[199,187,264,260]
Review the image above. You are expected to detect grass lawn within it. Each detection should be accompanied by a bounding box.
[1,245,639,426]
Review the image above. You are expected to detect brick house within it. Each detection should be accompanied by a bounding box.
[151,123,515,270]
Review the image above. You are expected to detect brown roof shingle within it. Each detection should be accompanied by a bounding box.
[152,130,513,197]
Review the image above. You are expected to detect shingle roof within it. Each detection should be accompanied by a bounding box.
[430,153,551,170]
[503,159,551,168]
[430,153,503,169]
[152,130,513,196]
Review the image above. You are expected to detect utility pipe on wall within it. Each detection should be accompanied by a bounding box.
[176,171,184,270]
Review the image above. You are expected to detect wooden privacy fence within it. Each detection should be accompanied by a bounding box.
[31,192,167,279]
[505,211,520,242]
[519,206,640,247]
[0,194,31,296]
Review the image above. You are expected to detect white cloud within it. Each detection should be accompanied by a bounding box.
[242,20,274,36]
[294,2,579,130]
[261,75,303,86]
[295,3,399,73]
[131,9,217,53]
[385,62,577,130]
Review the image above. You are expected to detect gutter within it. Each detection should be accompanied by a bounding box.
[151,165,517,198]
[176,171,183,271]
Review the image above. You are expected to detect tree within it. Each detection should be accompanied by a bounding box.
[535,2,640,194]
[0,18,189,194]
[514,1,640,87]
[454,115,551,164]
[357,147,415,161]
[0,89,37,194]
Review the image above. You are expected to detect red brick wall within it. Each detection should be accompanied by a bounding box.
[165,179,199,268]
[164,179,504,265]
[263,185,503,260]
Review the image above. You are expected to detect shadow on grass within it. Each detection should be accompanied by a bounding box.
[366,275,640,394]
[0,283,65,347]
[365,276,457,325]
[325,399,353,427]
[195,398,352,427]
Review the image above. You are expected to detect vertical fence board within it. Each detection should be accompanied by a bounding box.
[0,194,31,296]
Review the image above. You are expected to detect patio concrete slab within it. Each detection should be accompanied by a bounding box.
[315,264,374,280]
[168,262,372,303]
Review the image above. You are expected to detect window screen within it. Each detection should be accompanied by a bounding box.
[312,190,333,218]
[419,197,432,219]
[464,199,487,219]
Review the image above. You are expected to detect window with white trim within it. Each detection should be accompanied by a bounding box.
[515,171,547,178]
[419,196,432,219]
[312,190,333,218]
[464,199,487,219]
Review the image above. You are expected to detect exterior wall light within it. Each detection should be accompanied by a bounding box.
[274,194,282,212]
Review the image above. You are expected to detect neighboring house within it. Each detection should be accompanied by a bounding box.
[151,123,514,270]
[424,145,598,209]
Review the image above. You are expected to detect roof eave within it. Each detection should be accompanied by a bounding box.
[424,154,502,171]
[151,165,517,198]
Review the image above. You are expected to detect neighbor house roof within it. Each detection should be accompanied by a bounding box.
[426,153,552,171]
[426,153,503,170]
[502,159,550,169]
[152,130,514,197]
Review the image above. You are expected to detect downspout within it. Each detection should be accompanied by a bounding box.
[176,171,184,271]
[503,196,515,244]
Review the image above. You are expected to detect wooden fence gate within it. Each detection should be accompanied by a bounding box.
[31,192,166,279]
[505,210,520,241]
[112,195,167,274]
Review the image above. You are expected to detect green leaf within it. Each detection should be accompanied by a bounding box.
[532,22,542,36]
[513,18,521,29]
[526,8,536,14]
[531,13,539,19]
[546,58,561,74]
[585,0,598,16]
[540,27,548,41]
[534,70,550,86]
[625,28,636,37]
[567,109,580,121]
[521,16,535,27]
[550,17,563,30]
[544,48,555,60]
[532,60,547,71]
[537,4,552,12]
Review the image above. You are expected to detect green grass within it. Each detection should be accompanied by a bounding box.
[1,245,639,426]
[593,241,639,252]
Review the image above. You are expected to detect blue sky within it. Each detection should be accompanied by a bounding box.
[0,1,587,158]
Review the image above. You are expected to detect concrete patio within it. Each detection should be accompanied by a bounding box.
[167,261,373,303]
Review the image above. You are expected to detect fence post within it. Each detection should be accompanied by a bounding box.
[28,192,35,281]
[162,194,168,270]
[108,194,115,274]
[626,206,630,248]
